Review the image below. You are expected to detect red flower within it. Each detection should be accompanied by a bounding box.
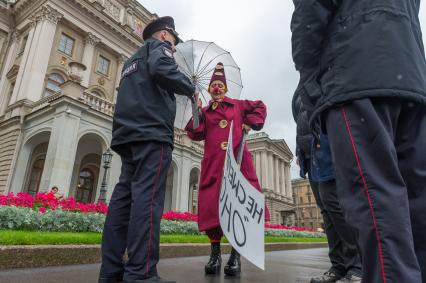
[38,207,47,213]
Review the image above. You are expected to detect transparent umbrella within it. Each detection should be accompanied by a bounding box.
[174,40,243,129]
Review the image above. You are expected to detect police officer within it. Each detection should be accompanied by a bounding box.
[99,16,196,283]
[291,1,426,283]
[293,93,362,283]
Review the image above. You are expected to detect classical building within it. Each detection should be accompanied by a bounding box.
[0,0,293,221]
[292,178,324,230]
[247,132,295,225]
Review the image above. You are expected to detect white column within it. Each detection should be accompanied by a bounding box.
[274,157,279,194]
[40,103,81,194]
[285,164,292,199]
[268,153,274,192]
[178,156,192,211]
[81,33,100,88]
[260,151,268,190]
[280,161,286,196]
[255,152,261,181]
[114,54,126,102]
[0,31,20,115]
[11,6,62,104]
[106,151,120,202]
[9,139,32,193]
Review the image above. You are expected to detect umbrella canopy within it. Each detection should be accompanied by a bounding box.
[174,40,243,129]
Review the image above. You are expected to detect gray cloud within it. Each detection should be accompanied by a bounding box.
[138,0,426,178]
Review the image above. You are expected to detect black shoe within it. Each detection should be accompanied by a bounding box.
[205,242,222,274]
[124,276,175,283]
[99,276,123,283]
[336,274,362,283]
[310,270,343,283]
[224,248,241,277]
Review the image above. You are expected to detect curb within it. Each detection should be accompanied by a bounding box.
[0,242,327,270]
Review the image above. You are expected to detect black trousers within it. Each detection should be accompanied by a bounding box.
[100,142,172,281]
[325,98,426,283]
[309,179,362,277]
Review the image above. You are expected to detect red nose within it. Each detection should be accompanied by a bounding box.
[213,87,220,94]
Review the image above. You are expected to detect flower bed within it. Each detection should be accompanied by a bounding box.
[0,193,324,238]
[0,192,108,214]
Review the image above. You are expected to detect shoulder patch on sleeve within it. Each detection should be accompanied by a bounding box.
[121,60,138,79]
[163,47,174,58]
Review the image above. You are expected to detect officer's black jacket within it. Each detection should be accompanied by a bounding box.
[111,38,195,152]
[291,0,426,125]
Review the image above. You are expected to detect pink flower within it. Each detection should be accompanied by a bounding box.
[38,207,47,213]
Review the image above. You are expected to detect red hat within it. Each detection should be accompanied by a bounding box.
[209,62,227,87]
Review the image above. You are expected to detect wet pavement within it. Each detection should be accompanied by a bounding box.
[0,248,329,283]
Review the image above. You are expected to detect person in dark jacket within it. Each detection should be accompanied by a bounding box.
[291,1,426,282]
[99,16,196,283]
[293,93,362,283]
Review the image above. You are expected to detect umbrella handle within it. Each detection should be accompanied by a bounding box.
[236,129,248,166]
[191,90,200,128]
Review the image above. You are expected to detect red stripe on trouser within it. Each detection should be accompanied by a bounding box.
[145,145,164,277]
[341,107,387,283]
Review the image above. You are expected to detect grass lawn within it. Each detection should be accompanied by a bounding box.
[0,230,327,245]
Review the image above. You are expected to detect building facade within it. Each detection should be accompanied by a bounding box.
[247,132,295,225]
[292,178,324,230]
[0,0,294,222]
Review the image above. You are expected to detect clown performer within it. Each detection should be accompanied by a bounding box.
[185,62,270,277]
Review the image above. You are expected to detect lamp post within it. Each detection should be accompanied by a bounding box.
[98,148,113,203]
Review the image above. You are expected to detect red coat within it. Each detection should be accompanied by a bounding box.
[185,97,270,232]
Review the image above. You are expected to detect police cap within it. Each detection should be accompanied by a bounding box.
[143,16,182,44]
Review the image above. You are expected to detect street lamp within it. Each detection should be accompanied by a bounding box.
[98,148,113,203]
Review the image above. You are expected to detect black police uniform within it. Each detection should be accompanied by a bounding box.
[291,1,426,282]
[293,94,362,281]
[99,19,195,282]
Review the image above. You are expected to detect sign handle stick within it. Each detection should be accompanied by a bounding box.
[236,129,247,166]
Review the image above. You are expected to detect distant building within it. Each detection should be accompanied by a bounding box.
[247,132,295,225]
[292,178,324,230]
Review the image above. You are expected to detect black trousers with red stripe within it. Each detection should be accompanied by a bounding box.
[325,98,426,283]
[100,142,172,281]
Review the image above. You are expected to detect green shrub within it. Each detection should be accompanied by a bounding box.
[0,206,324,238]
[0,206,105,233]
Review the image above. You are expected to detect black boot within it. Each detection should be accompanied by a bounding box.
[224,248,241,276]
[205,243,222,274]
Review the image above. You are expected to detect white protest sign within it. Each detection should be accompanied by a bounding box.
[219,123,265,270]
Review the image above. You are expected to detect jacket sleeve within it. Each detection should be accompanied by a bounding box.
[240,100,267,131]
[185,110,206,141]
[291,0,340,110]
[148,42,195,96]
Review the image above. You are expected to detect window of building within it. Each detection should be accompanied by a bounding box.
[308,195,312,203]
[26,157,45,196]
[44,73,65,98]
[17,35,28,57]
[58,33,75,56]
[91,90,103,97]
[299,196,303,204]
[97,55,110,76]
[6,82,15,107]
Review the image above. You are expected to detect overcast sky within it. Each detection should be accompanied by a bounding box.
[138,0,426,178]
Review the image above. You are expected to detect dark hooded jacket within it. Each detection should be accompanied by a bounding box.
[293,90,335,181]
[291,0,426,125]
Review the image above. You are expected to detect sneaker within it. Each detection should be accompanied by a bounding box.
[336,274,362,283]
[311,271,343,283]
